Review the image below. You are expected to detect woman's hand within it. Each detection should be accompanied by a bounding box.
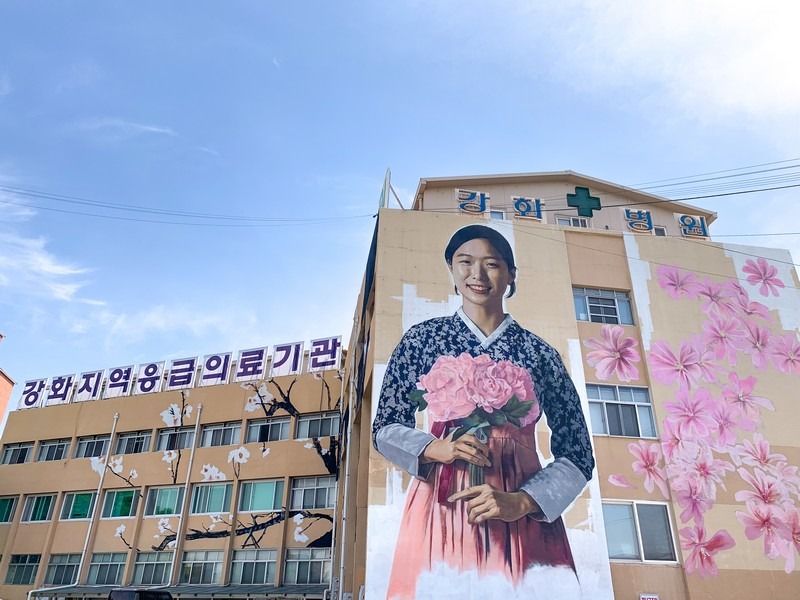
[421,432,491,468]
[448,485,538,524]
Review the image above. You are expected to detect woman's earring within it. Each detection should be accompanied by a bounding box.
[454,285,459,295]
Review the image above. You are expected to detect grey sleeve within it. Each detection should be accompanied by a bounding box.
[374,423,436,480]
[519,457,589,523]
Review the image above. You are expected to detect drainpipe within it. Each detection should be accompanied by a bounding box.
[327,368,346,600]
[169,403,203,584]
[337,347,357,600]
[76,412,120,584]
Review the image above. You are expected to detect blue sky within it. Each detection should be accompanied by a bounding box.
[2,1,800,420]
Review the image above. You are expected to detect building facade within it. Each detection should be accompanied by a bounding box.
[0,342,343,600]
[335,171,800,599]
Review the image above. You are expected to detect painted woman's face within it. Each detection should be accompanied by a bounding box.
[448,238,515,311]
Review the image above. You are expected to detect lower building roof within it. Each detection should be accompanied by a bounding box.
[29,584,329,599]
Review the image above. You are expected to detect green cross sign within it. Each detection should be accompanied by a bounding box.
[567,186,601,217]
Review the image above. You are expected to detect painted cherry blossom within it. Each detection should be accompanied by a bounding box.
[108,456,123,474]
[736,502,790,559]
[200,464,227,481]
[730,293,772,322]
[735,468,785,507]
[160,404,183,427]
[710,400,750,449]
[680,524,736,578]
[770,333,800,375]
[647,340,702,390]
[659,418,700,463]
[701,315,745,365]
[629,440,669,498]
[157,517,173,534]
[656,265,703,300]
[782,508,800,573]
[684,447,734,497]
[90,456,107,476]
[607,474,635,489]
[162,450,178,464]
[697,279,737,318]
[664,388,716,437]
[740,321,772,370]
[129,468,139,480]
[583,324,641,382]
[675,478,714,524]
[114,524,127,538]
[244,395,262,412]
[721,373,773,423]
[689,335,723,384]
[736,434,787,470]
[742,257,785,297]
[261,447,271,458]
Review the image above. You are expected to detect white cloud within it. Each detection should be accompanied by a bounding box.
[80,117,178,138]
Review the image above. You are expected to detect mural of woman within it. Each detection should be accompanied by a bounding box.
[372,224,595,599]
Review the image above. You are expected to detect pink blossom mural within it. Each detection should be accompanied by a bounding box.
[583,324,641,382]
[607,260,800,574]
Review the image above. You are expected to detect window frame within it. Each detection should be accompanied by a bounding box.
[60,492,97,520]
[74,435,111,459]
[230,548,277,585]
[290,476,336,510]
[101,489,140,519]
[1,442,34,465]
[239,480,285,513]
[190,483,233,515]
[245,417,290,444]
[21,494,56,522]
[587,383,657,439]
[156,426,196,452]
[144,486,185,517]
[0,496,18,523]
[653,225,667,237]
[44,553,81,585]
[179,550,223,584]
[132,551,173,585]
[296,412,340,439]
[282,548,331,585]
[200,421,242,448]
[37,438,71,462]
[602,500,678,563]
[573,287,634,325]
[4,554,41,585]
[87,552,127,585]
[556,215,589,228]
[115,430,152,455]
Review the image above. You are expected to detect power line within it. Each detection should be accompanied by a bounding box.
[632,157,800,187]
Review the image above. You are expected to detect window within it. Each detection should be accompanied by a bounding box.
[156,427,195,451]
[200,422,241,447]
[132,551,173,585]
[231,549,276,584]
[101,489,140,518]
[191,483,232,514]
[556,215,589,228]
[603,502,676,562]
[283,548,331,585]
[246,418,290,443]
[654,226,667,237]
[145,486,184,516]
[290,476,336,510]
[22,494,55,522]
[180,550,222,584]
[87,552,127,585]
[239,480,284,512]
[489,210,505,220]
[587,384,656,438]
[1,442,34,465]
[116,431,152,454]
[44,554,81,585]
[296,412,340,439]
[573,287,634,325]
[61,492,96,520]
[75,435,110,459]
[0,496,18,523]
[4,554,40,585]
[37,438,71,462]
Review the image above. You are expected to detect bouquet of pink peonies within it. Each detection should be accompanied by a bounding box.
[410,353,540,485]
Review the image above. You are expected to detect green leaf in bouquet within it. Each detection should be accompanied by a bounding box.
[409,389,427,411]
[452,421,490,441]
[451,424,472,441]
[502,395,535,419]
[487,410,508,426]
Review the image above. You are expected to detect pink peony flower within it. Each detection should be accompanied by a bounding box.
[469,355,514,413]
[680,524,736,578]
[583,324,641,382]
[736,502,790,559]
[742,257,785,297]
[770,333,800,375]
[647,340,702,390]
[418,354,476,422]
[655,265,702,300]
[629,440,669,498]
